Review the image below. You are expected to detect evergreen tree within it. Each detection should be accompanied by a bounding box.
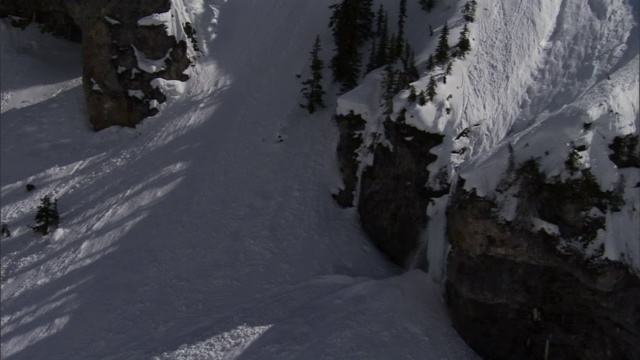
[456,24,471,58]
[395,0,408,58]
[329,0,375,92]
[394,68,404,93]
[408,85,418,103]
[32,196,59,235]
[357,0,375,39]
[375,5,385,38]
[426,76,437,101]
[434,21,450,66]
[300,35,326,113]
[403,44,420,83]
[426,54,435,71]
[366,40,378,73]
[419,0,437,13]
[374,10,389,68]
[462,1,477,22]
[418,90,427,105]
[388,33,397,62]
[445,61,453,75]
[382,62,396,115]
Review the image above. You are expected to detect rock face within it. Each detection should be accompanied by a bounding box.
[334,113,443,267]
[0,0,81,42]
[1,0,192,130]
[446,170,640,359]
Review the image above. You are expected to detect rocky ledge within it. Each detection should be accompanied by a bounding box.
[1,0,193,130]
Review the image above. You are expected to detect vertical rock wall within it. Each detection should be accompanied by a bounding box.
[334,114,443,267]
[445,169,640,359]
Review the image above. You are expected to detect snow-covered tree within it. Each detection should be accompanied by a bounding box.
[462,0,477,23]
[382,62,396,115]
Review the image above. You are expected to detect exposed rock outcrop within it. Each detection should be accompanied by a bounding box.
[446,164,640,360]
[334,113,443,267]
[1,0,192,130]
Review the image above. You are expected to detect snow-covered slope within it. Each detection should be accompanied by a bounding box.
[0,1,479,359]
[459,0,639,271]
[338,0,639,274]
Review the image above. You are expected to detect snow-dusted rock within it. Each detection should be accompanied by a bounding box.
[1,0,193,130]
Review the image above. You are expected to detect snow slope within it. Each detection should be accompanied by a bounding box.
[1,1,479,359]
[338,0,639,274]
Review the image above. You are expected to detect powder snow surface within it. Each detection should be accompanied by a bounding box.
[0,1,479,359]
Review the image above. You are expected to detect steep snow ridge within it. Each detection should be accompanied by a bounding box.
[1,1,479,359]
[461,0,638,189]
[336,0,639,274]
[459,0,639,272]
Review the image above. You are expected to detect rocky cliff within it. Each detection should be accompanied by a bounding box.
[335,113,444,267]
[446,163,639,359]
[1,0,192,130]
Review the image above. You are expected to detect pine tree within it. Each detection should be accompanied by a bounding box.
[408,85,418,103]
[394,68,404,93]
[375,5,385,38]
[366,40,378,73]
[32,196,59,235]
[456,24,471,58]
[419,0,437,13]
[382,62,396,115]
[426,54,435,71]
[445,61,453,75]
[418,90,427,105]
[395,0,408,59]
[426,76,437,101]
[461,2,472,22]
[462,1,477,22]
[401,42,419,84]
[375,10,389,67]
[301,35,326,114]
[435,22,450,66]
[329,0,375,92]
[388,33,397,62]
[357,0,375,40]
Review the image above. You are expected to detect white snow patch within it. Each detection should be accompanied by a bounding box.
[127,89,145,100]
[104,16,121,25]
[131,44,171,73]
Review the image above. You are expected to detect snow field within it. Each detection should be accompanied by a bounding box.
[1,1,479,359]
